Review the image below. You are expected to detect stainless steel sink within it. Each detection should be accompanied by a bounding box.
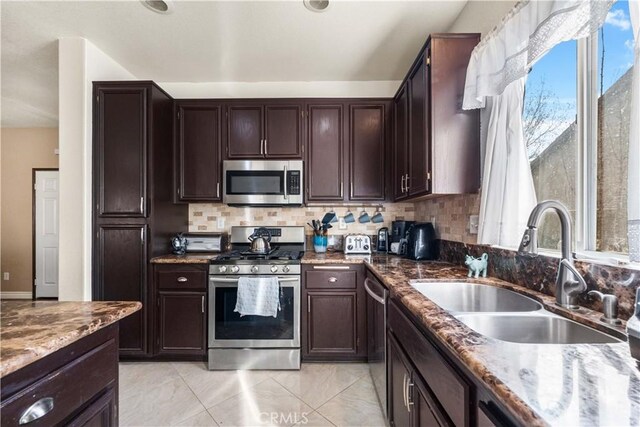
[410,282,543,313]
[455,314,622,344]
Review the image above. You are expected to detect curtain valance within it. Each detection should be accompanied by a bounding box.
[463,0,614,110]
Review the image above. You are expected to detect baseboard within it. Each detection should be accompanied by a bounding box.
[0,291,33,300]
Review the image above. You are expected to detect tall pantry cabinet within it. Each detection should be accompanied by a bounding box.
[92,81,187,357]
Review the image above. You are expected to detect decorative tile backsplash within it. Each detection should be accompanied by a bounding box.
[189,203,416,235]
[414,194,480,244]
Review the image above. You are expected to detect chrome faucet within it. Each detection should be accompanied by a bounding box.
[518,200,587,309]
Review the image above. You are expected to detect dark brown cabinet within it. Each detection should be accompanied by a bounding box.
[92,81,188,358]
[226,101,303,159]
[95,224,147,354]
[154,264,207,358]
[305,100,389,203]
[1,325,119,427]
[175,101,222,202]
[306,103,346,202]
[393,34,480,201]
[301,264,366,361]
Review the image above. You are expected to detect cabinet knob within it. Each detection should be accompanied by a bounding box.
[177,277,188,283]
[19,397,54,425]
[328,277,338,283]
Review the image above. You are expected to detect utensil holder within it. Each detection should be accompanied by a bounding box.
[313,235,328,253]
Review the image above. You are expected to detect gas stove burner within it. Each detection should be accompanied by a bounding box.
[215,249,304,262]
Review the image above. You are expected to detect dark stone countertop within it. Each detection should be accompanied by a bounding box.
[306,252,640,426]
[0,300,141,378]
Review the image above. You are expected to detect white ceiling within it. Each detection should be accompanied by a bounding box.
[1,0,468,127]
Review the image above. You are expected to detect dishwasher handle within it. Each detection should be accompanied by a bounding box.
[364,278,386,305]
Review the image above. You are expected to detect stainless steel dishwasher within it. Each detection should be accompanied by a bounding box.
[364,273,388,418]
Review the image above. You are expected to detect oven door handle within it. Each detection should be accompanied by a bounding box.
[364,278,386,305]
[210,277,299,283]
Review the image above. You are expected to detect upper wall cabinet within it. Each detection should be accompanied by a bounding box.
[95,85,148,217]
[393,34,481,201]
[175,101,222,202]
[226,101,303,160]
[306,100,389,203]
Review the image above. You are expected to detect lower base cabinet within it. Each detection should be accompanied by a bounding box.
[301,264,367,361]
[154,264,208,358]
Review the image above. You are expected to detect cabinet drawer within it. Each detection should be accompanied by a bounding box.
[156,267,207,291]
[305,268,356,289]
[1,339,117,426]
[388,301,470,427]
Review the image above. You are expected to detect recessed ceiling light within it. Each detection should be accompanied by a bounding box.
[303,0,330,13]
[141,0,173,14]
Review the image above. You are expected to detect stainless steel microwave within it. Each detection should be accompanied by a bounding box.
[222,160,303,206]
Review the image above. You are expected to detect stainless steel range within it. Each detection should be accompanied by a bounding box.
[208,226,305,370]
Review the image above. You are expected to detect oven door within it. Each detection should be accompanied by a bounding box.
[208,276,300,348]
[223,160,303,206]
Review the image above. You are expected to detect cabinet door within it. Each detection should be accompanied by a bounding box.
[94,224,147,355]
[393,84,409,201]
[67,387,116,427]
[349,103,386,201]
[158,292,206,355]
[388,334,412,427]
[407,52,431,197]
[227,104,264,158]
[264,103,303,158]
[306,292,357,356]
[176,103,222,201]
[413,373,451,427]
[95,86,147,217]
[306,103,345,202]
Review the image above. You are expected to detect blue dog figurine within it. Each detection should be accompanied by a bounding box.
[465,253,488,278]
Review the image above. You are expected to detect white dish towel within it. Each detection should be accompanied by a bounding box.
[234,276,281,318]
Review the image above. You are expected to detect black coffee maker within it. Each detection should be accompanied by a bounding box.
[390,220,415,255]
[406,223,437,261]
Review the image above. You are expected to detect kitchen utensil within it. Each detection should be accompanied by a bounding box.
[371,206,384,223]
[171,233,188,255]
[358,209,370,223]
[248,227,272,254]
[343,209,355,223]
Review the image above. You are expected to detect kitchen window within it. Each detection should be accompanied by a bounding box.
[525,0,634,257]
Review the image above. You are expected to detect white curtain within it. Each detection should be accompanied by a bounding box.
[464,0,614,247]
[463,0,614,109]
[478,79,536,247]
[629,0,640,262]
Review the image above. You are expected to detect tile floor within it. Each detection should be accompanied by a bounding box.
[119,362,386,427]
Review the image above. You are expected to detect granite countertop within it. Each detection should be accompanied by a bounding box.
[360,255,640,427]
[0,300,141,378]
[151,254,218,264]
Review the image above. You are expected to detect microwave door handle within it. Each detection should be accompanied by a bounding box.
[283,165,288,200]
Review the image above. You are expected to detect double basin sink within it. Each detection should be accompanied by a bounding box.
[411,282,621,345]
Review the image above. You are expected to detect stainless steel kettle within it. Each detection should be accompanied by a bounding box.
[248,227,272,254]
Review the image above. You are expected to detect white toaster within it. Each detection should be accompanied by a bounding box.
[344,234,372,255]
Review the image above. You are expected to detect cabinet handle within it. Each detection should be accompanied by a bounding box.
[140,228,144,244]
[328,277,338,283]
[312,266,350,270]
[405,174,410,193]
[400,175,405,193]
[19,397,54,425]
[260,139,264,155]
[402,374,408,410]
[177,277,188,283]
[264,139,268,155]
[201,295,205,313]
[140,196,144,213]
[340,181,344,198]
[307,295,311,313]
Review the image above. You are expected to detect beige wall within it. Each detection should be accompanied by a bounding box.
[1,128,59,294]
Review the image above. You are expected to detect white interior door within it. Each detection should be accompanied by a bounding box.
[35,170,59,298]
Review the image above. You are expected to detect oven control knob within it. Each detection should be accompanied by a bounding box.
[251,265,259,274]
[270,265,279,273]
[282,265,290,273]
[231,265,240,273]
[218,265,227,273]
